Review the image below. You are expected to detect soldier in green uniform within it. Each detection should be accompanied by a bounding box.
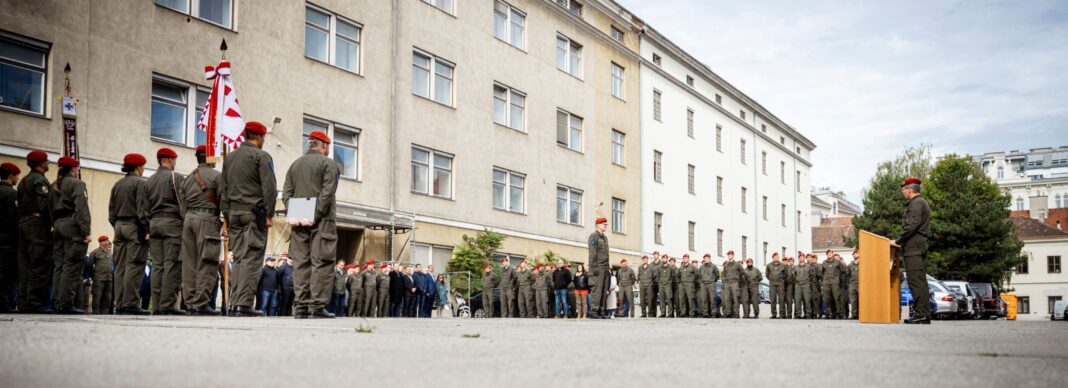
[637,255,655,318]
[784,257,796,319]
[656,258,672,318]
[142,148,185,315]
[498,257,516,318]
[697,254,719,318]
[50,156,91,314]
[651,252,661,317]
[765,253,785,318]
[376,264,390,317]
[533,264,550,318]
[110,153,150,315]
[221,121,278,317]
[481,263,496,318]
[720,251,741,318]
[88,236,113,314]
[587,217,610,319]
[516,261,533,318]
[848,250,860,319]
[820,254,844,319]
[16,151,52,313]
[361,262,378,317]
[677,256,697,318]
[617,259,635,318]
[178,146,223,316]
[345,265,362,316]
[282,130,339,319]
[897,177,931,324]
[742,258,762,318]
[807,254,820,318]
[794,256,811,319]
[0,163,21,313]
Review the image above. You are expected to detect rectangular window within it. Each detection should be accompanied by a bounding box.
[797,211,802,232]
[717,229,724,257]
[741,236,748,259]
[761,151,767,175]
[555,0,583,15]
[556,34,583,78]
[652,53,662,66]
[411,243,454,267]
[654,212,663,245]
[304,4,362,74]
[0,32,49,115]
[422,0,454,14]
[715,94,722,105]
[150,75,210,147]
[715,125,722,152]
[796,170,802,192]
[155,0,232,29]
[611,130,625,166]
[781,204,787,227]
[740,110,746,120]
[1018,256,1028,274]
[762,196,768,221]
[1049,256,1062,273]
[610,26,624,42]
[780,161,786,184]
[1018,297,1030,314]
[611,198,625,234]
[653,150,663,183]
[688,221,696,251]
[763,242,768,260]
[741,187,747,213]
[761,124,767,133]
[412,50,454,106]
[652,89,662,122]
[303,117,360,179]
[493,83,526,131]
[557,185,583,225]
[688,164,696,195]
[556,109,583,151]
[411,146,453,199]
[686,75,694,87]
[687,108,695,138]
[610,62,624,99]
[493,168,525,213]
[716,176,723,204]
[740,139,747,165]
[780,136,785,145]
[493,1,526,49]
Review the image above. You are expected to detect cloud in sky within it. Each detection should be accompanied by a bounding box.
[617,0,1068,203]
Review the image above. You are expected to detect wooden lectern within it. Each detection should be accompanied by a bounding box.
[858,230,901,324]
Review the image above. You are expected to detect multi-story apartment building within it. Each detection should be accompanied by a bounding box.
[977,147,1068,220]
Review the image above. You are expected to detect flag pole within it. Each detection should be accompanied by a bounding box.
[218,38,232,315]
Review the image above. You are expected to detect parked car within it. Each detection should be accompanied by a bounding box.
[943,281,984,319]
[900,279,937,319]
[970,282,1007,319]
[469,288,501,318]
[1052,300,1067,321]
[926,275,967,319]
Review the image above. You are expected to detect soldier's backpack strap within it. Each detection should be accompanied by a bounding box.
[191,168,218,206]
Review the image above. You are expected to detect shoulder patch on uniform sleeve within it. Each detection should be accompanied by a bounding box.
[268,160,274,172]
[590,238,597,247]
[38,185,49,194]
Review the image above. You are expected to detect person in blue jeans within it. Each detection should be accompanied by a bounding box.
[258,258,281,316]
[551,260,573,318]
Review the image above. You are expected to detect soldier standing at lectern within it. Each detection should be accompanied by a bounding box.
[587,217,610,319]
[897,177,931,324]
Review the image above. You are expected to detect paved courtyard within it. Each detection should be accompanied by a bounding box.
[1,314,1064,387]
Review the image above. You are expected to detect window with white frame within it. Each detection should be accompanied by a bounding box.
[150,75,209,147]
[686,75,694,87]
[716,176,723,204]
[716,229,724,256]
[304,4,361,74]
[688,221,696,251]
[611,130,625,166]
[556,185,583,225]
[762,196,768,220]
[653,150,663,183]
[781,204,787,227]
[796,170,801,192]
[422,0,454,14]
[411,146,453,199]
[555,0,582,16]
[412,243,454,267]
[556,109,582,151]
[610,26,624,42]
[494,1,525,49]
[740,139,747,165]
[556,34,583,78]
[493,83,525,131]
[715,124,722,152]
[652,53,661,66]
[687,108,695,138]
[611,198,625,234]
[610,62,624,99]
[741,236,748,259]
[652,89,662,122]
[654,212,663,245]
[740,110,746,120]
[688,164,696,195]
[493,167,525,213]
[715,94,722,105]
[797,211,802,232]
[780,161,786,184]
[412,50,454,106]
[741,187,747,213]
[302,117,360,179]
[0,31,49,115]
[761,124,767,133]
[155,0,232,29]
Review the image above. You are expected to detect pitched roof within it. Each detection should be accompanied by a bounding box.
[812,221,855,250]
[1010,216,1068,240]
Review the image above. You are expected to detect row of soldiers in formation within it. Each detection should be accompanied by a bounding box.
[0,122,348,318]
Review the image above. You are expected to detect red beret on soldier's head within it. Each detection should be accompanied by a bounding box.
[157,148,178,159]
[380,264,388,269]
[57,156,79,168]
[308,130,331,144]
[123,153,147,166]
[245,121,267,135]
[98,235,109,242]
[901,177,921,187]
[595,217,608,225]
[26,150,48,163]
[195,145,207,154]
[727,250,735,255]
[0,163,21,176]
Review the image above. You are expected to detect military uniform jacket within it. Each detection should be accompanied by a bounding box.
[376,271,390,291]
[896,195,931,257]
[17,170,51,222]
[220,142,278,216]
[744,267,763,288]
[795,264,811,285]
[361,270,377,292]
[0,182,17,239]
[109,174,148,226]
[347,272,362,294]
[821,260,842,284]
[180,164,221,214]
[638,264,657,286]
[722,261,743,283]
[588,231,609,275]
[809,263,821,285]
[499,267,517,290]
[785,266,796,284]
[533,271,549,290]
[679,264,697,283]
[282,151,339,222]
[657,264,673,287]
[51,175,91,238]
[766,262,786,286]
[517,269,533,288]
[89,247,112,282]
[849,261,860,286]
[333,268,345,293]
[482,271,496,291]
[698,263,719,284]
[617,266,636,287]
[142,167,184,221]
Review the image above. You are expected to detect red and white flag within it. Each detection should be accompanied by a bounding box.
[197,61,244,158]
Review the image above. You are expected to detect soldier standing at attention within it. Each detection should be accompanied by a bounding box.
[794,256,811,319]
[677,256,697,318]
[179,146,223,316]
[111,153,150,315]
[498,257,517,318]
[376,264,391,317]
[720,251,742,318]
[516,261,533,318]
[820,254,843,319]
[283,130,339,319]
[742,258,762,319]
[88,236,113,314]
[346,265,362,317]
[220,121,278,317]
[617,259,636,318]
[533,264,551,318]
[481,263,496,318]
[587,217,610,319]
[650,252,661,317]
[361,262,378,317]
[50,156,91,314]
[783,257,796,319]
[0,163,21,313]
[637,255,655,318]
[848,250,861,319]
[142,148,185,315]
[697,254,719,318]
[897,176,931,324]
[834,254,849,319]
[668,257,681,317]
[16,151,52,313]
[807,254,820,318]
[766,253,785,318]
[656,258,673,318]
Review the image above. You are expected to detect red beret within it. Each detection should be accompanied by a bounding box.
[595,217,608,225]
[308,130,331,144]
[195,145,207,153]
[157,148,177,159]
[367,260,375,265]
[57,156,79,168]
[123,153,146,166]
[245,121,267,135]
[380,264,388,269]
[26,150,48,163]
[98,236,109,242]
[901,177,921,187]
[727,250,735,255]
[0,163,20,175]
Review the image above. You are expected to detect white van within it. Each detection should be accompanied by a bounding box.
[1053,300,1067,321]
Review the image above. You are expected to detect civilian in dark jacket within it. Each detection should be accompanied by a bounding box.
[389,264,404,317]
[423,265,438,318]
[413,264,427,318]
[552,262,573,318]
[258,258,281,316]
[278,257,295,316]
[402,266,417,317]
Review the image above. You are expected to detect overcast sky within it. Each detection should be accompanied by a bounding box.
[617,0,1068,204]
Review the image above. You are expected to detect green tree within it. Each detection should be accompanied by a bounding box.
[924,155,1022,284]
[446,229,505,296]
[848,145,933,246]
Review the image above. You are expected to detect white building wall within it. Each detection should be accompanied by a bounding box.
[1009,238,1068,319]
